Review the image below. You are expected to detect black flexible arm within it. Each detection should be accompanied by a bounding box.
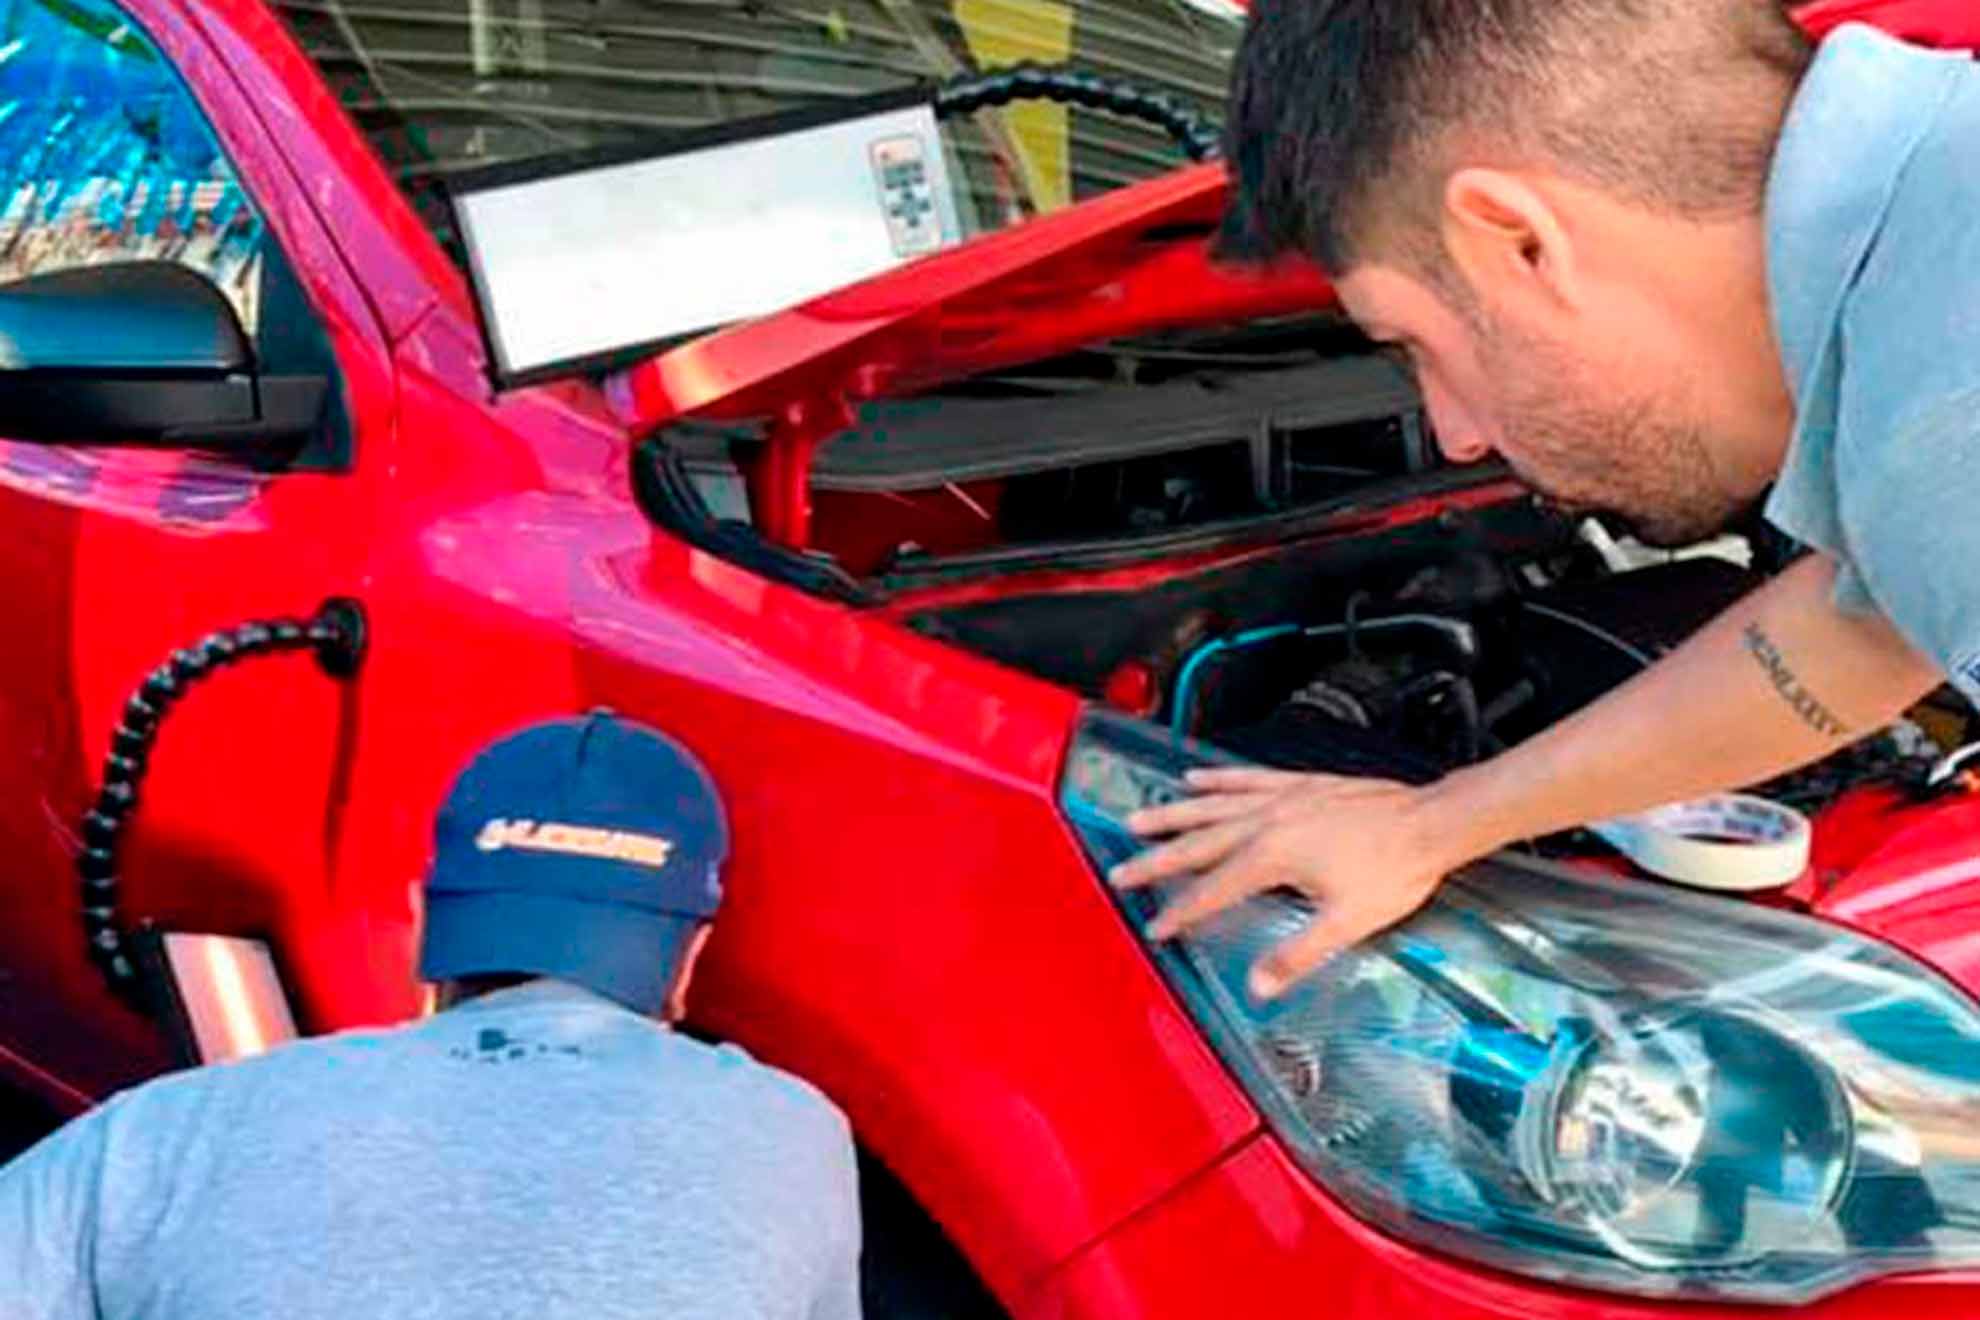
[934,65,1221,163]
[77,598,368,996]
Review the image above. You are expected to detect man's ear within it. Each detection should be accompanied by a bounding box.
[1441,168,1579,312]
[662,924,715,1023]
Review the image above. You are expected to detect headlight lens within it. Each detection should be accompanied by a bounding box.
[1062,710,1980,1304]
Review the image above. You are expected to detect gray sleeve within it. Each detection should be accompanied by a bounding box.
[1828,553,1878,619]
[0,1107,111,1320]
[809,1235,863,1320]
[808,1112,864,1320]
[1834,386,1980,702]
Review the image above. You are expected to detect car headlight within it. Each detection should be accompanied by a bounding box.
[1061,710,1980,1305]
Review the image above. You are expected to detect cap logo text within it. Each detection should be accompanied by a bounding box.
[475,818,675,868]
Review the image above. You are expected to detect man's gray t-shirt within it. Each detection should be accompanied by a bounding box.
[1764,24,1980,704]
[0,979,861,1320]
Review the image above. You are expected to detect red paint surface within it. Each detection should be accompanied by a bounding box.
[1028,1137,1980,1319]
[810,482,1009,576]
[0,2,1975,1316]
[1794,0,1980,43]
[610,167,1335,431]
[1808,794,1980,991]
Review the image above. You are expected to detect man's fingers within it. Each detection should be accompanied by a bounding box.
[1109,819,1253,890]
[1248,908,1363,1001]
[1145,849,1281,941]
[1127,792,1273,837]
[1183,767,1308,792]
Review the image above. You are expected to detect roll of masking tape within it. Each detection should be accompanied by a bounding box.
[1589,793,1812,892]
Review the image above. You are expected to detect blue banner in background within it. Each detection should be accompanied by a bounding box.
[0,0,263,328]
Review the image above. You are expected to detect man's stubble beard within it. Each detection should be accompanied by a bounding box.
[1482,319,1754,548]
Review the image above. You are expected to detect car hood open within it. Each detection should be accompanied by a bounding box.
[609,162,1335,435]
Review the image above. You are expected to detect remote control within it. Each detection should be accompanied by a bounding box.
[870,133,942,258]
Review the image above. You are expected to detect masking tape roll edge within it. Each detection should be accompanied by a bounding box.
[1589,793,1812,892]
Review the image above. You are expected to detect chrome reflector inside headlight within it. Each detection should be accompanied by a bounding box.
[1061,710,1980,1304]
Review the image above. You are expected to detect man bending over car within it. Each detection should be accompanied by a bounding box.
[1116,2,1976,998]
[0,713,861,1320]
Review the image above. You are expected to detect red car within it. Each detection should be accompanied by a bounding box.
[3,0,1980,1316]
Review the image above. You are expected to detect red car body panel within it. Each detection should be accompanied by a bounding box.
[612,163,1336,426]
[0,0,1977,1314]
[1807,796,1980,986]
[1794,0,1980,43]
[183,0,466,339]
[1030,1138,1980,1320]
[610,167,1337,549]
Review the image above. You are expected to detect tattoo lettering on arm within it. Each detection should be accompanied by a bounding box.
[1742,623,1850,739]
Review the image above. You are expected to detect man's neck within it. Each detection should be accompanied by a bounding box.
[1663,210,1797,497]
[433,972,543,1011]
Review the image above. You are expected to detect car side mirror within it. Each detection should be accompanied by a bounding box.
[0,262,328,454]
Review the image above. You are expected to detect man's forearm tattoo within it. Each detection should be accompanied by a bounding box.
[1742,623,1849,738]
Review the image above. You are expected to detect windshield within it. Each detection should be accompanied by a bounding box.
[274,0,1244,263]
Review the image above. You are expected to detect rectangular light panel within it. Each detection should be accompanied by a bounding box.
[451,92,962,387]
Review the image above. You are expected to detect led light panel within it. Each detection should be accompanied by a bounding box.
[450,92,961,387]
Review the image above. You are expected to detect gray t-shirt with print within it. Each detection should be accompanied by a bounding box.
[0,978,861,1320]
[1764,25,1980,703]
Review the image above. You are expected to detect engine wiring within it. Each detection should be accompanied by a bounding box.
[1517,602,1656,669]
[1168,611,1481,739]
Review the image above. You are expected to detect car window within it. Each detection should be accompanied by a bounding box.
[0,0,267,333]
[272,0,1244,264]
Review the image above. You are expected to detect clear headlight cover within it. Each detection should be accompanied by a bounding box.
[1062,711,1980,1305]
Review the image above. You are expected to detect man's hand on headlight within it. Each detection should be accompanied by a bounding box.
[1108,561,1949,1001]
[1110,767,1458,1000]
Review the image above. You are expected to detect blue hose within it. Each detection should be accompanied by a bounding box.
[1168,612,1481,740]
[1169,624,1301,738]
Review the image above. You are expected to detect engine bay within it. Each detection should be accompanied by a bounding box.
[1188,556,1754,783]
[641,315,1974,830]
[907,510,1971,833]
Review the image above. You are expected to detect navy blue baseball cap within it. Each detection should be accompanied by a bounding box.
[419,712,728,1013]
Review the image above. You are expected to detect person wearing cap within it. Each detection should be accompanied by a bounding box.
[0,713,863,1320]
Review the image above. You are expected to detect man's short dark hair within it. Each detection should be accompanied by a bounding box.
[1220,0,1814,275]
